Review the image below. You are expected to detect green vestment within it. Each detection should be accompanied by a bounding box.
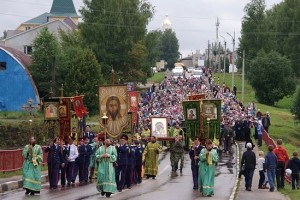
[90,142,99,168]
[143,142,162,176]
[22,144,43,192]
[198,148,219,196]
[96,145,117,193]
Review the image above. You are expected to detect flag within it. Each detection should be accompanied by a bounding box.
[73,96,87,119]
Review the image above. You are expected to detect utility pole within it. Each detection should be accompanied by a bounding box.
[227,31,235,90]
[208,40,211,69]
[242,50,245,104]
[218,42,221,73]
[223,41,226,83]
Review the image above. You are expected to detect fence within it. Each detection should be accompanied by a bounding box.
[0,146,47,172]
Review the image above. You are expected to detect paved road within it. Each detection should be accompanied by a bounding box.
[1,147,236,200]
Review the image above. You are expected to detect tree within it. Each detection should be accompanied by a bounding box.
[57,31,104,114]
[30,27,59,98]
[238,0,267,73]
[247,50,296,105]
[159,29,179,69]
[291,87,300,121]
[79,0,154,81]
[144,30,163,75]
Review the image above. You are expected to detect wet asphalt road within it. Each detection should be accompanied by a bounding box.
[1,146,237,200]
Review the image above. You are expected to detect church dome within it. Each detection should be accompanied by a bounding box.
[162,14,172,31]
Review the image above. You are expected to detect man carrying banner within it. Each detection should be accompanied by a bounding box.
[78,136,93,184]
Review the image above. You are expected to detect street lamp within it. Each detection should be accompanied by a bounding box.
[226,31,235,90]
[101,112,108,140]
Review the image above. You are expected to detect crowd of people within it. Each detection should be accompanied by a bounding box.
[22,126,163,197]
[21,67,300,198]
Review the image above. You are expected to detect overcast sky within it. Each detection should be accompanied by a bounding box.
[0,0,282,57]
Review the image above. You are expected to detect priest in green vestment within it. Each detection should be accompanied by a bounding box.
[198,139,219,197]
[96,138,117,198]
[143,136,162,179]
[22,136,43,196]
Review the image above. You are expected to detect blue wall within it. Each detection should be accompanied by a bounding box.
[0,49,39,111]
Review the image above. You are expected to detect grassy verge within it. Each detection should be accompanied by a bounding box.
[147,72,165,83]
[217,73,300,200]
[0,165,48,179]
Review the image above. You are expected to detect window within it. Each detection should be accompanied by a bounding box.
[25,26,31,30]
[0,62,6,71]
[24,46,32,55]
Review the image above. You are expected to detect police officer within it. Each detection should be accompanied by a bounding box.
[116,135,130,192]
[189,137,203,190]
[135,140,144,184]
[45,137,65,189]
[78,136,93,184]
[60,139,69,188]
[84,125,95,144]
[126,141,136,189]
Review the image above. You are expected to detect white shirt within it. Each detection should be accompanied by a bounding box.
[68,144,79,162]
[257,157,265,171]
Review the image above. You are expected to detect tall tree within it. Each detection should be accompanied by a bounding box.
[30,27,59,98]
[57,31,104,114]
[144,30,163,75]
[79,0,154,81]
[247,50,296,105]
[159,29,180,69]
[238,0,267,73]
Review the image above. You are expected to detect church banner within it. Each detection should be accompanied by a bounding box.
[43,99,59,121]
[188,94,205,101]
[59,98,71,141]
[99,85,128,138]
[128,91,139,129]
[182,100,201,140]
[73,96,87,119]
[200,99,221,140]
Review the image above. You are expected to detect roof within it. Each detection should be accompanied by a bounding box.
[0,45,32,69]
[24,12,50,25]
[50,0,78,17]
[6,30,23,38]
[63,17,78,30]
[6,20,74,41]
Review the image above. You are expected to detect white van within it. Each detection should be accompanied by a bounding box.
[172,67,184,79]
[192,69,203,79]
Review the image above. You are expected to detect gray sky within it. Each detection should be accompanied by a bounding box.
[0,0,282,57]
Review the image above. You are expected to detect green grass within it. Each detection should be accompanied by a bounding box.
[0,165,48,179]
[147,72,165,83]
[217,73,300,200]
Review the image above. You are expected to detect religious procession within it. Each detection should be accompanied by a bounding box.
[18,65,281,199]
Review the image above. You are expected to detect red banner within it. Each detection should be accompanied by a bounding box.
[128,91,139,127]
[229,52,232,64]
[59,98,71,140]
[73,96,87,119]
[188,94,205,100]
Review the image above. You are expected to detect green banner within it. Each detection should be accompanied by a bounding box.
[182,100,201,140]
[201,100,221,140]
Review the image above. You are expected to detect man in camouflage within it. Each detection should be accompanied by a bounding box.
[170,135,185,174]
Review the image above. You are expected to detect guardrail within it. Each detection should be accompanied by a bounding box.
[0,146,47,172]
[262,130,291,184]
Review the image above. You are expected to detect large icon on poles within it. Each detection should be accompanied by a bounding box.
[99,85,128,138]
[151,117,168,138]
[44,101,59,121]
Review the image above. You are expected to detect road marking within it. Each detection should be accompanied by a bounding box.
[158,165,170,176]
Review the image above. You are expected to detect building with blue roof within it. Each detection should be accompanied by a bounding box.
[0,45,40,111]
